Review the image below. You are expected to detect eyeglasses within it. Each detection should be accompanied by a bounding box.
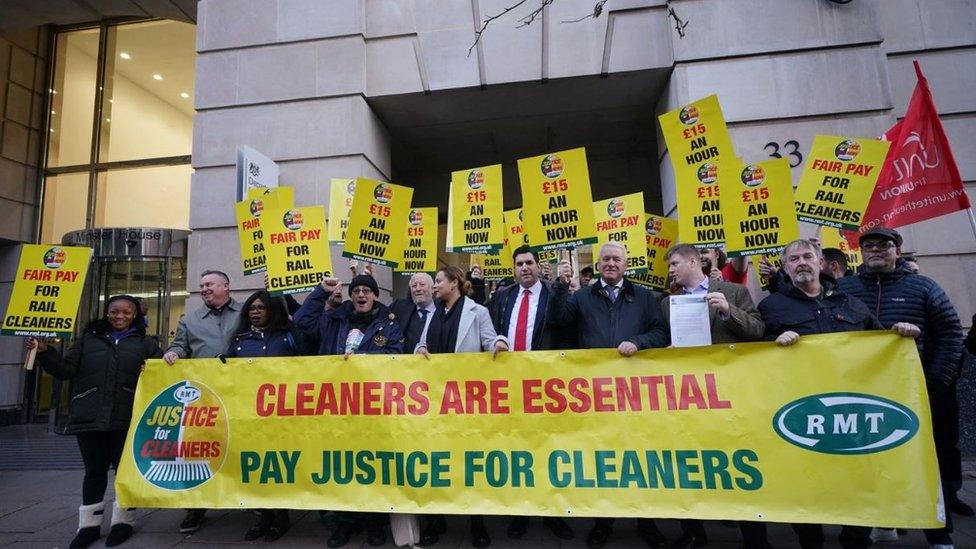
[861,241,895,251]
[350,288,373,295]
[248,305,267,311]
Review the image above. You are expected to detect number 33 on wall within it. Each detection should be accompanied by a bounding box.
[765,140,803,168]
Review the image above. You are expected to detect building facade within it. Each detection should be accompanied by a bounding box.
[1,0,974,426]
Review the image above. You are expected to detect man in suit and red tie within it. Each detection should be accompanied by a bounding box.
[489,244,575,541]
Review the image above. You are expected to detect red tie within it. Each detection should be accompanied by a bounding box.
[513,289,531,351]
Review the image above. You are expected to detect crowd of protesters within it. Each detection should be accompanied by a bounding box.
[27,226,976,549]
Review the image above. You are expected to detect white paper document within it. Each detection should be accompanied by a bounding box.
[669,294,712,347]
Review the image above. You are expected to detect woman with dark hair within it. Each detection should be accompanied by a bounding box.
[415,266,506,548]
[226,290,305,542]
[28,295,161,549]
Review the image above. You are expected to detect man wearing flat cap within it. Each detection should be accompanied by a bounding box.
[838,226,964,549]
[292,273,404,547]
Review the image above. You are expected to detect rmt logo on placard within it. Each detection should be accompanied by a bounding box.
[773,392,919,455]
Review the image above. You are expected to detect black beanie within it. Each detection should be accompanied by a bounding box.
[349,274,379,297]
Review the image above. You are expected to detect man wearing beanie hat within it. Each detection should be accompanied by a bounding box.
[292,272,404,547]
[838,227,964,549]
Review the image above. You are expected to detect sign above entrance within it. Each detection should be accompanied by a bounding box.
[236,146,280,201]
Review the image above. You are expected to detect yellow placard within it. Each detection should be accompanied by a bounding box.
[263,205,333,296]
[721,158,799,257]
[116,332,941,531]
[235,200,267,275]
[629,214,678,291]
[342,178,413,267]
[518,148,598,251]
[448,165,505,253]
[235,186,295,277]
[247,185,294,206]
[659,95,735,248]
[472,251,513,281]
[505,208,556,264]
[2,244,92,337]
[750,253,783,291]
[396,207,438,276]
[327,178,356,245]
[819,227,862,268]
[794,135,891,230]
[593,192,647,276]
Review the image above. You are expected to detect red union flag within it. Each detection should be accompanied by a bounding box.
[850,61,970,244]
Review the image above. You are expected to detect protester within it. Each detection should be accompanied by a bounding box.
[701,247,747,285]
[548,241,669,549]
[162,269,242,533]
[416,265,506,548]
[759,238,922,549]
[29,296,160,548]
[837,227,965,549]
[661,244,765,548]
[293,274,404,547]
[579,265,594,286]
[821,248,848,280]
[227,290,307,542]
[389,272,436,353]
[901,251,920,274]
[489,245,575,541]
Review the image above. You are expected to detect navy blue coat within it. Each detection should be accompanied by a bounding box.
[758,275,883,340]
[226,328,306,358]
[548,278,668,350]
[837,261,963,394]
[293,286,404,355]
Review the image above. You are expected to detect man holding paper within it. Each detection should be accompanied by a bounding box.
[659,244,764,548]
[662,244,764,348]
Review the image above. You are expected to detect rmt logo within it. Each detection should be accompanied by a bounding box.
[773,393,919,455]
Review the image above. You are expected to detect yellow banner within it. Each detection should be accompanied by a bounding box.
[518,148,598,251]
[116,332,941,529]
[343,178,413,267]
[659,95,735,248]
[593,192,647,276]
[819,227,862,268]
[794,135,891,230]
[234,187,294,276]
[721,158,799,257]
[629,214,678,291]
[448,165,505,253]
[2,244,92,337]
[263,205,333,296]
[327,178,356,245]
[395,207,439,276]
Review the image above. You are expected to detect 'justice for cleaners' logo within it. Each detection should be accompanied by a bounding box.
[132,381,229,491]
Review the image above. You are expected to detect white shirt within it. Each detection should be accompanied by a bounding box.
[506,280,543,351]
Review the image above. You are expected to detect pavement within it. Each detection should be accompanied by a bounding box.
[3,425,976,548]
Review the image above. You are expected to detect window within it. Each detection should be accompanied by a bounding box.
[41,20,195,244]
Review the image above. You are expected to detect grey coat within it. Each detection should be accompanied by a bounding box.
[165,299,242,359]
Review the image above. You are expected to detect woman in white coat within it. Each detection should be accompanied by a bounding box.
[415,266,507,548]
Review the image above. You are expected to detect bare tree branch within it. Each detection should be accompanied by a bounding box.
[515,0,555,28]
[560,0,607,23]
[468,0,532,57]
[665,0,689,38]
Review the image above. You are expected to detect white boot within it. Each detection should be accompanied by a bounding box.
[69,502,104,548]
[105,500,136,547]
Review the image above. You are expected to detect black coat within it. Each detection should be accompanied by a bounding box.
[37,325,161,434]
[758,275,883,340]
[548,278,668,350]
[837,261,964,394]
[490,281,555,350]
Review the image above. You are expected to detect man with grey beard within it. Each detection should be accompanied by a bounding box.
[757,239,915,549]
